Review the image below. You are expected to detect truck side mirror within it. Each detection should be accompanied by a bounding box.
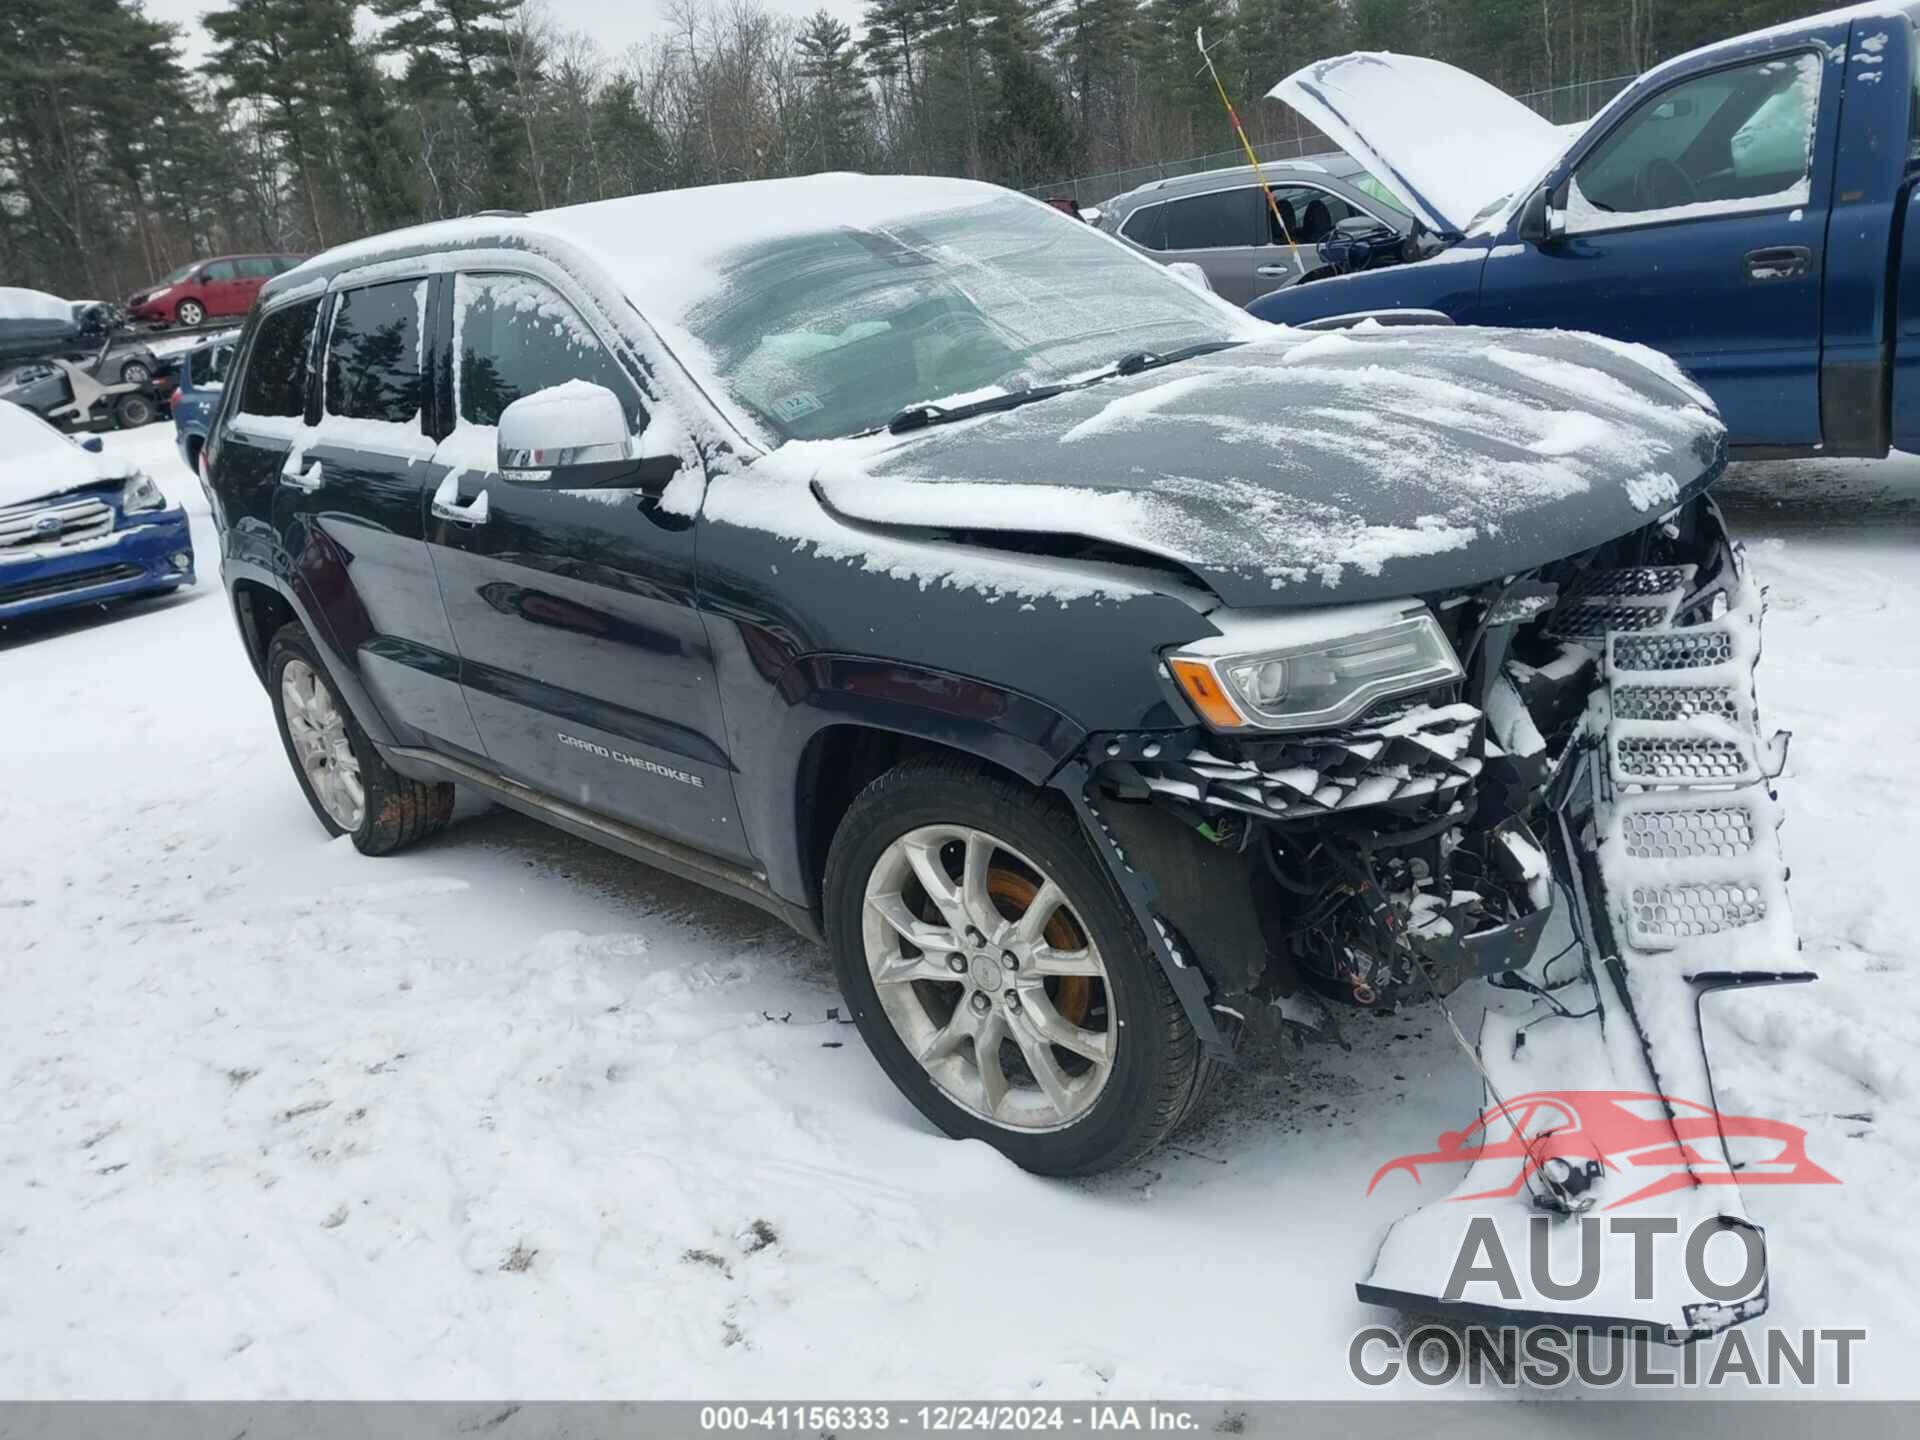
[1518,182,1571,246]
[497,382,679,494]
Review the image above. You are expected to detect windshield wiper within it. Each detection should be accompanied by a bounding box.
[1108,339,1245,377]
[883,384,1068,435]
[876,339,1245,436]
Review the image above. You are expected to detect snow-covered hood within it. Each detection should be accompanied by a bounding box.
[1270,53,1569,236]
[0,399,138,510]
[797,327,1726,607]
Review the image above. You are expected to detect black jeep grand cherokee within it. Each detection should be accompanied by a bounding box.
[206,177,1791,1304]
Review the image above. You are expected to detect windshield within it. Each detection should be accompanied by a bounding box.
[678,193,1244,442]
[1349,171,1412,219]
[159,262,198,285]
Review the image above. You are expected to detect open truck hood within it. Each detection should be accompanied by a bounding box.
[808,327,1725,608]
[1269,52,1569,236]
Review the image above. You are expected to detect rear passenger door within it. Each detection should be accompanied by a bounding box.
[199,260,244,317]
[276,274,485,756]
[423,267,751,863]
[1150,186,1280,303]
[216,295,322,577]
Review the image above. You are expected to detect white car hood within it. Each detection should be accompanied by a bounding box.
[1270,52,1569,236]
[0,399,133,510]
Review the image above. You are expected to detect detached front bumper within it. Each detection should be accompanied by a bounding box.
[0,507,196,621]
[1065,500,1801,1342]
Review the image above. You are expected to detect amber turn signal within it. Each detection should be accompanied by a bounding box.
[1167,657,1245,729]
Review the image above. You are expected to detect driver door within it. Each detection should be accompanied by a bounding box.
[1473,44,1839,447]
[424,268,752,863]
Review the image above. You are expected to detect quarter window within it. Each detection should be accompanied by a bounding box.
[453,273,639,428]
[236,298,319,418]
[1572,52,1820,224]
[1161,187,1261,250]
[1120,202,1168,252]
[324,280,426,426]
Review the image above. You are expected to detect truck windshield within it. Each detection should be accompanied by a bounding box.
[678,193,1246,443]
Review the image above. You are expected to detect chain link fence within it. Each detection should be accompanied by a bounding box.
[1025,74,1636,208]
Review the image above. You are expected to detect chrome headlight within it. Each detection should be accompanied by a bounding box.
[121,472,167,513]
[1168,607,1463,732]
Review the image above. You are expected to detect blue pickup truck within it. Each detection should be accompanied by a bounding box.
[1250,2,1920,458]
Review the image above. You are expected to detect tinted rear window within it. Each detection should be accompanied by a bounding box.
[1162,188,1260,249]
[325,281,426,425]
[237,299,319,417]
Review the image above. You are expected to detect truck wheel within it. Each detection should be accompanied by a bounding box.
[266,623,454,856]
[118,359,152,385]
[175,299,205,327]
[114,393,154,428]
[823,757,1206,1176]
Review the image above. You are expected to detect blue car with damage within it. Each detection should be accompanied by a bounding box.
[0,399,195,624]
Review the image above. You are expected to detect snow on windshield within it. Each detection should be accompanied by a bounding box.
[664,191,1256,442]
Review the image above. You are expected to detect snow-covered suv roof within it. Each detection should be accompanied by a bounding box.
[265,174,1006,332]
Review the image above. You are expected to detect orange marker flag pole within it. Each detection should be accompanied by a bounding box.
[1195,27,1297,252]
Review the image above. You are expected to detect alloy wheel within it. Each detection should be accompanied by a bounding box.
[861,823,1115,1131]
[281,658,365,831]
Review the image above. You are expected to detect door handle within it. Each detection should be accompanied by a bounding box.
[1255,263,1295,277]
[1745,246,1811,281]
[431,473,490,526]
[280,457,322,492]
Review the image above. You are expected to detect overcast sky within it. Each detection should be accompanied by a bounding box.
[142,0,870,66]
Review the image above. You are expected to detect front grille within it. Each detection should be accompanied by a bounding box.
[0,498,114,551]
[1610,630,1734,671]
[1627,882,1769,945]
[1570,564,1694,598]
[0,562,144,607]
[1620,804,1757,860]
[1613,734,1753,785]
[1611,684,1744,724]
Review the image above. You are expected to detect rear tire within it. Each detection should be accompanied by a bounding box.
[266,623,454,856]
[114,393,154,428]
[175,299,205,327]
[823,756,1206,1176]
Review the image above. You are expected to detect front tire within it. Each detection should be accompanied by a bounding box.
[266,623,454,856]
[175,299,205,327]
[119,359,151,385]
[824,757,1206,1176]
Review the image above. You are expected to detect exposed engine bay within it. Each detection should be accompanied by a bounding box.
[1070,493,1799,1340]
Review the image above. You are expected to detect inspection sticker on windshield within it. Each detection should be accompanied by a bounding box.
[771,391,823,422]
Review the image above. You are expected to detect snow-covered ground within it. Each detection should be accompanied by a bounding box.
[2,423,1917,1399]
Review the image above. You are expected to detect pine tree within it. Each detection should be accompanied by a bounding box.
[372,0,523,208]
[797,11,873,172]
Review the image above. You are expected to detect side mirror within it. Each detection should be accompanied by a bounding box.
[497,381,679,492]
[1517,183,1569,246]
[80,435,104,453]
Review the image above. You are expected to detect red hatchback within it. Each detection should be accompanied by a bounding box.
[126,254,306,328]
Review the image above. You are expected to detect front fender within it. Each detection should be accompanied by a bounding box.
[1247,243,1489,326]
